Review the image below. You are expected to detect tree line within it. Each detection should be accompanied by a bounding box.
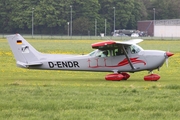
[0,0,180,35]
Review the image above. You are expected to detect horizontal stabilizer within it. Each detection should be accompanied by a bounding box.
[17,61,42,68]
[26,62,43,66]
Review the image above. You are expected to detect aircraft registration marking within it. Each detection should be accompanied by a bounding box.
[48,61,80,68]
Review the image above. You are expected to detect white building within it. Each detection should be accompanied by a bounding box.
[138,19,180,37]
[155,19,180,37]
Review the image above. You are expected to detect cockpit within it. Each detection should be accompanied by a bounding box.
[88,44,143,57]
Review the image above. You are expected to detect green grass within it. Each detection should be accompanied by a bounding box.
[0,38,180,120]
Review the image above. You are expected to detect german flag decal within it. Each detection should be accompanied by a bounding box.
[17,40,22,44]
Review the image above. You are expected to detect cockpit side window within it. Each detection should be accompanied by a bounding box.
[113,46,129,56]
[115,48,124,56]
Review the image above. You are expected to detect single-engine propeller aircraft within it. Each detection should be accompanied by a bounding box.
[7,34,174,81]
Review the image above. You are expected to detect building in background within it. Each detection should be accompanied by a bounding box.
[138,19,180,37]
[138,20,153,36]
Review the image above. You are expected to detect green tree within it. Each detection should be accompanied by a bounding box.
[127,0,148,28]
[34,0,72,34]
[1,0,180,35]
[70,0,100,35]
[72,17,90,35]
[0,0,24,32]
[143,0,180,20]
[99,0,143,33]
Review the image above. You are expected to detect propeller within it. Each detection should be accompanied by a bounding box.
[166,57,168,67]
[165,51,174,67]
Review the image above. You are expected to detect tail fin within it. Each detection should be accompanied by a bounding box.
[6,34,42,67]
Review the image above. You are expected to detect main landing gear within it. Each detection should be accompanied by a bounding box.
[105,72,130,81]
[105,72,160,81]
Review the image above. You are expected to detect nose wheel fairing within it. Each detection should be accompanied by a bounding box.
[144,74,160,81]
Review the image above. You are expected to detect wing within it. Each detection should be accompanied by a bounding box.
[91,41,116,49]
[121,39,143,44]
[91,39,143,49]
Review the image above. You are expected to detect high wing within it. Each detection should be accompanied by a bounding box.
[91,39,143,49]
[121,39,143,45]
[91,39,143,70]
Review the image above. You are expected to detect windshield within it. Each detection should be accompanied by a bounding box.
[88,50,97,56]
[130,44,143,54]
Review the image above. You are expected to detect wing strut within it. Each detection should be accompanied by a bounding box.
[122,45,135,70]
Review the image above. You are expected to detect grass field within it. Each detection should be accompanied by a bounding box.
[0,38,180,120]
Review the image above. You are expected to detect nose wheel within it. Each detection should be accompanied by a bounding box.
[144,71,160,81]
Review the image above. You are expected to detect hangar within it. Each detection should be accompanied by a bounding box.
[138,19,180,37]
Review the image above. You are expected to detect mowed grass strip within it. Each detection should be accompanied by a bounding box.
[0,85,180,120]
[0,38,180,120]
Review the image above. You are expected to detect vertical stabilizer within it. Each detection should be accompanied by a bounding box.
[7,34,40,64]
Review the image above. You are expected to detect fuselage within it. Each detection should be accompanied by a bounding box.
[25,46,167,73]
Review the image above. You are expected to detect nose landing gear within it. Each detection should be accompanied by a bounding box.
[144,73,160,81]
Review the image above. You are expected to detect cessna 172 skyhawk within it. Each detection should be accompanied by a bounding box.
[7,34,174,81]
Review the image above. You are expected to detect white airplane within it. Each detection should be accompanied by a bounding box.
[7,34,174,81]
